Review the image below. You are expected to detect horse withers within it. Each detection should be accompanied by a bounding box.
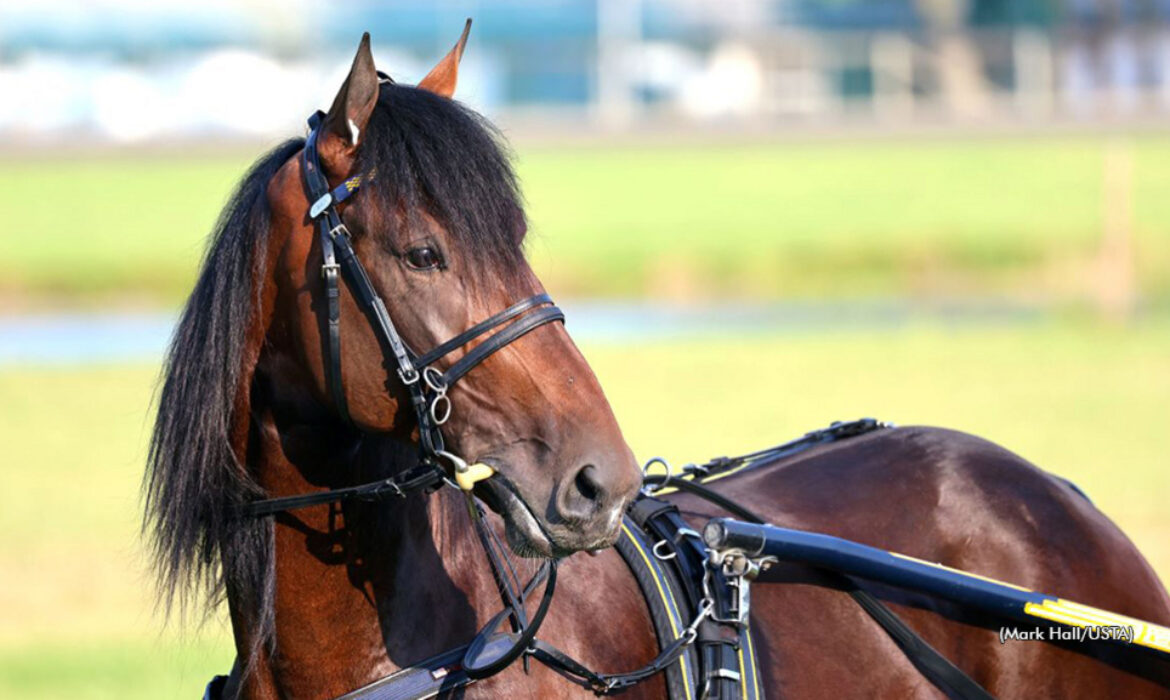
[146,24,1170,698]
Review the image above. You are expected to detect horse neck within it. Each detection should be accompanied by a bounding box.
[231,396,500,697]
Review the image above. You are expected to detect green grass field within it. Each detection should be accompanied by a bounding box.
[3,134,1169,305]
[2,134,1168,695]
[2,318,1168,698]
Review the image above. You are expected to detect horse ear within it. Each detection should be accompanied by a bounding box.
[319,32,380,175]
[417,19,472,98]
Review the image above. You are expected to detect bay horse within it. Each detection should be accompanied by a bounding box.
[145,25,1170,698]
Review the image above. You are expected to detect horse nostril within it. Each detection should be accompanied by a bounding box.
[575,464,602,503]
[559,464,607,522]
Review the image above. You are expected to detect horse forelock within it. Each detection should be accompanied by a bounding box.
[355,82,528,282]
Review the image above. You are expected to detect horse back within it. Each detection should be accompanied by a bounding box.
[668,425,1170,697]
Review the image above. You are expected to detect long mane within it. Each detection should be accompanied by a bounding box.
[144,84,528,644]
[144,139,302,631]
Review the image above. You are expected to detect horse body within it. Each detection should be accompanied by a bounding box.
[146,26,1170,699]
[465,424,1170,699]
[667,426,1170,698]
[221,420,1170,698]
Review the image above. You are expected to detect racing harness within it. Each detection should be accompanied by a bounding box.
[209,419,995,699]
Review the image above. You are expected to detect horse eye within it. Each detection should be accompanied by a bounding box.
[404,246,442,270]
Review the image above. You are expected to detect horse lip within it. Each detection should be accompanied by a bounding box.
[474,471,559,558]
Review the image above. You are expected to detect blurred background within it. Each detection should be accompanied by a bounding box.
[2,1,1168,697]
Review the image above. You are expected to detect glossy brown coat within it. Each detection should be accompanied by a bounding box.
[149,27,1170,700]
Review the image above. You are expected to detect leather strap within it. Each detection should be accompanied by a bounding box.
[443,305,564,385]
[237,464,443,518]
[414,293,554,369]
[643,474,765,524]
[844,581,994,700]
[527,631,695,695]
[303,124,352,426]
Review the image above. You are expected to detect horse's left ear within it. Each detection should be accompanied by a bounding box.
[319,32,379,175]
[417,19,472,98]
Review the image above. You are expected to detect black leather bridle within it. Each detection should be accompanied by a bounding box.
[237,106,565,519]
[235,104,566,680]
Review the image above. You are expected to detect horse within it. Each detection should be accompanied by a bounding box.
[145,25,1170,699]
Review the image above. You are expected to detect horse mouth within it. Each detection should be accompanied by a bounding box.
[475,475,565,559]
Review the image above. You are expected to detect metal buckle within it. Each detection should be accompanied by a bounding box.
[652,539,677,561]
[372,479,405,500]
[320,262,340,279]
[422,367,452,425]
[422,367,448,393]
[398,366,420,385]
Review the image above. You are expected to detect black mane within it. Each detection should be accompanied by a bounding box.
[358,83,527,272]
[144,85,527,644]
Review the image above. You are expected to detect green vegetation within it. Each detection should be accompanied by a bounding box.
[3,134,1169,305]
[2,319,1168,698]
[3,133,1168,696]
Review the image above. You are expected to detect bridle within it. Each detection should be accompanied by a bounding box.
[240,105,565,517]
[236,101,565,679]
[303,109,563,471]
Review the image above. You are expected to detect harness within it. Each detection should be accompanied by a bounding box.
[211,406,1002,699]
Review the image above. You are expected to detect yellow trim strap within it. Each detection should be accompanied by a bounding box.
[620,522,695,698]
[1024,599,1170,655]
[652,461,754,496]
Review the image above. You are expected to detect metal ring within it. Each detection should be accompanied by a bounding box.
[430,394,452,425]
[641,456,672,494]
[423,366,448,393]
